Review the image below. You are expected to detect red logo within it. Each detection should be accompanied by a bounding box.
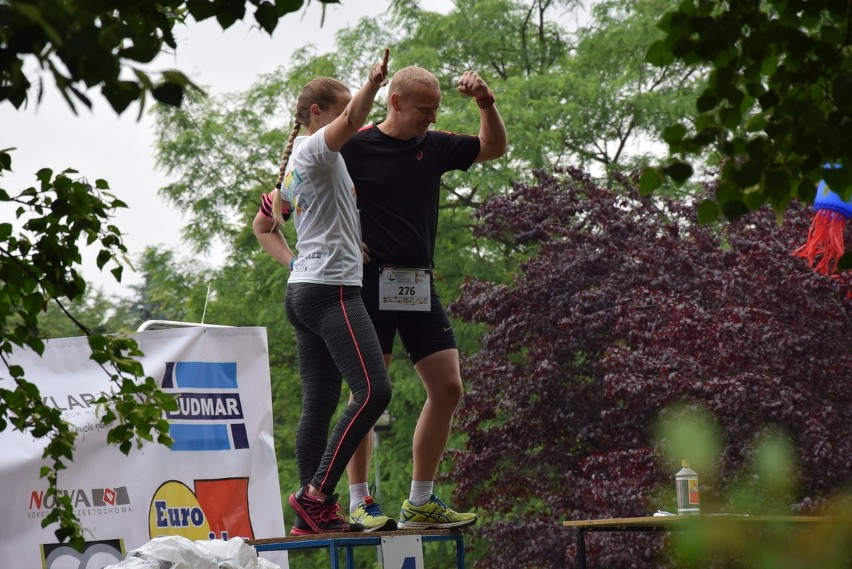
[103,488,117,505]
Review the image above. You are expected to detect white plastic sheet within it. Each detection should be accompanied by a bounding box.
[104,536,281,569]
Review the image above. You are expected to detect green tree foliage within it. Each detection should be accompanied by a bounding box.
[0,0,339,548]
[448,168,852,568]
[153,83,296,252]
[389,0,700,176]
[37,285,138,338]
[644,1,852,220]
[568,0,702,175]
[125,247,217,324]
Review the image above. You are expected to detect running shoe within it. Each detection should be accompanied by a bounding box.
[288,486,363,535]
[290,513,313,536]
[397,494,476,529]
[349,496,397,532]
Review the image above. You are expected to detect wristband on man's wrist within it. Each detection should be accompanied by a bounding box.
[289,257,295,271]
[476,91,495,109]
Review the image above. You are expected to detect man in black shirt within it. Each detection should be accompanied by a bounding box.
[341,65,507,531]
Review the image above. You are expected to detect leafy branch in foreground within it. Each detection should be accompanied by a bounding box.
[642,1,852,220]
[0,0,336,114]
[0,152,176,547]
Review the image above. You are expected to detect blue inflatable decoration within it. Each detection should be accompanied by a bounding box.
[813,179,852,217]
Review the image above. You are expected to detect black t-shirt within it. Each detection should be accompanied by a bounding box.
[341,124,480,267]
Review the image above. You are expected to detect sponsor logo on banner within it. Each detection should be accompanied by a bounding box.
[28,487,132,520]
[40,390,111,435]
[41,391,108,412]
[161,361,249,451]
[40,539,124,569]
[149,478,254,540]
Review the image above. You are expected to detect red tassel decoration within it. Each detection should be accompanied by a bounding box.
[792,209,848,275]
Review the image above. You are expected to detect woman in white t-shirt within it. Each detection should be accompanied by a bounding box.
[252,49,391,536]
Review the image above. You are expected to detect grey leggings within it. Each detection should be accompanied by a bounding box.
[285,282,392,495]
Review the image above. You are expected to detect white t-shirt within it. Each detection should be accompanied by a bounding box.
[281,126,363,286]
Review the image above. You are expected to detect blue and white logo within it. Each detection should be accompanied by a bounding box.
[161,362,249,451]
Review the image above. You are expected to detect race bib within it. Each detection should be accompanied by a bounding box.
[379,267,431,312]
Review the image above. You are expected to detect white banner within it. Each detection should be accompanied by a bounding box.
[0,326,287,569]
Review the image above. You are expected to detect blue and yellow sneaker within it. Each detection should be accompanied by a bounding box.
[398,494,476,529]
[349,496,397,532]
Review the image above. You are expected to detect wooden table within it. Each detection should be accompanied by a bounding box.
[562,515,836,569]
[248,528,465,569]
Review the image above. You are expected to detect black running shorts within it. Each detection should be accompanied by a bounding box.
[361,264,457,364]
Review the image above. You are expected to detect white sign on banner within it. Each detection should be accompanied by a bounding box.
[0,326,288,569]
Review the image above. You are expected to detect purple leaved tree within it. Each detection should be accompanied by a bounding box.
[448,168,852,568]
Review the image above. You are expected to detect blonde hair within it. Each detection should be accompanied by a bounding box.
[388,66,441,101]
[271,77,350,223]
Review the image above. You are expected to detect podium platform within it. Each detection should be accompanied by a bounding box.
[248,529,465,569]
